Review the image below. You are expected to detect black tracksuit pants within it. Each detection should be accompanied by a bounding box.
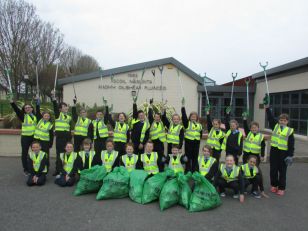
[94,137,107,156]
[133,142,144,169]
[184,139,200,172]
[27,174,46,186]
[216,178,240,194]
[54,174,75,187]
[244,175,261,192]
[21,135,34,172]
[270,147,288,190]
[74,135,87,152]
[152,139,164,172]
[115,141,126,157]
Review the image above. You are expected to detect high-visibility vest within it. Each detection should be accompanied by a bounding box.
[34,119,53,141]
[206,128,224,151]
[184,121,202,141]
[166,123,182,144]
[141,152,159,175]
[150,121,166,142]
[78,151,96,169]
[74,117,91,136]
[131,119,150,143]
[21,114,37,136]
[198,156,216,176]
[271,124,294,151]
[101,150,118,172]
[121,154,138,172]
[92,120,108,139]
[29,151,47,173]
[168,154,184,173]
[221,130,243,151]
[243,132,264,154]
[55,112,71,132]
[220,164,240,182]
[241,163,258,179]
[113,122,129,143]
[60,152,77,174]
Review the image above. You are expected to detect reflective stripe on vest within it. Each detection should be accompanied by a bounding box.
[241,163,258,179]
[150,121,166,142]
[92,120,108,139]
[220,164,240,182]
[74,117,91,136]
[243,132,264,154]
[141,152,159,175]
[55,112,71,131]
[113,122,129,143]
[34,119,53,141]
[206,128,224,150]
[166,123,182,144]
[29,151,47,173]
[221,130,243,151]
[168,154,184,173]
[185,121,202,140]
[101,150,118,172]
[121,154,138,172]
[198,156,216,176]
[271,124,293,151]
[60,152,77,174]
[21,114,37,136]
[131,119,150,143]
[78,151,95,168]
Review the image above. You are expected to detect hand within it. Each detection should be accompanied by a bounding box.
[103,97,108,106]
[73,96,77,105]
[161,156,166,163]
[284,156,293,166]
[133,96,137,103]
[150,98,153,105]
[205,104,211,114]
[225,106,231,114]
[51,90,56,100]
[181,97,185,106]
[263,93,269,106]
[138,144,143,150]
[242,111,249,119]
[65,175,70,182]
[261,191,269,198]
[6,92,14,102]
[239,194,245,203]
[260,157,265,162]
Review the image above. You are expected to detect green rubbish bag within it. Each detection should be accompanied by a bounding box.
[129,170,149,204]
[73,165,107,196]
[159,178,180,211]
[177,172,192,209]
[96,166,130,200]
[189,172,221,212]
[142,168,174,204]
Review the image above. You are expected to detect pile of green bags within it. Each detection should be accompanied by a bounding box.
[129,170,149,203]
[178,172,192,209]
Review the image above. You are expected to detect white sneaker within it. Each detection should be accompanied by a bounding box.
[233,194,239,199]
[220,192,226,197]
[55,174,61,179]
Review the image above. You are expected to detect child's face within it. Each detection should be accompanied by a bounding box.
[65,144,73,153]
[248,158,257,167]
[171,148,179,155]
[83,143,91,151]
[138,112,145,121]
[225,156,235,167]
[60,105,69,113]
[24,105,33,114]
[145,143,154,153]
[31,143,41,153]
[96,112,103,119]
[202,148,211,157]
[126,146,133,154]
[230,122,238,131]
[80,110,87,118]
[212,120,220,129]
[190,114,197,122]
[106,142,114,152]
[279,118,288,126]
[118,114,125,122]
[154,114,161,122]
[43,113,50,121]
[172,115,180,124]
[250,125,259,133]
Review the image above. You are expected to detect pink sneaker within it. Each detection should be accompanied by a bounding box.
[276,190,285,196]
[270,186,278,193]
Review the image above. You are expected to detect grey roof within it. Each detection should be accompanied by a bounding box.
[58,57,214,86]
[252,57,308,79]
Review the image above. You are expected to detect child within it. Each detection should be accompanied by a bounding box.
[241,155,268,199]
[100,139,119,172]
[164,144,187,174]
[222,108,243,165]
[106,105,130,157]
[197,145,218,182]
[181,98,203,172]
[72,98,93,152]
[242,115,265,165]
[77,138,99,173]
[92,109,109,156]
[264,95,294,196]
[140,141,160,175]
[119,143,139,172]
[9,94,38,175]
[205,106,225,162]
[215,155,245,203]
[26,141,47,186]
[54,142,78,187]
[148,99,166,171]
[51,90,72,176]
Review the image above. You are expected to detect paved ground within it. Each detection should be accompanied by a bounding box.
[1,157,308,231]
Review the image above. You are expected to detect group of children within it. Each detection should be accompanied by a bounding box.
[10,92,294,202]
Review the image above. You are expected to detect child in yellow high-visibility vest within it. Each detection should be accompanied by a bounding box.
[119,143,139,172]
[196,145,218,182]
[163,144,187,174]
[100,139,119,172]
[77,138,99,173]
[140,141,160,175]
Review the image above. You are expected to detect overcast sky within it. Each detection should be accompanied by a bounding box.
[27,0,308,84]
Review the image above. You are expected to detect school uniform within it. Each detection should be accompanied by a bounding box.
[26,151,47,186]
[100,150,119,172]
[140,152,160,175]
[119,153,139,173]
[10,102,38,173]
[241,163,265,193]
[266,108,295,190]
[77,150,100,172]
[72,106,93,152]
[242,119,265,165]
[164,154,187,174]
[206,114,224,162]
[181,107,203,172]
[54,152,78,187]
[196,156,218,182]
[161,111,184,154]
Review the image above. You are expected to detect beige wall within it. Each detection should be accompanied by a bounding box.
[62,64,199,114]
[254,71,308,130]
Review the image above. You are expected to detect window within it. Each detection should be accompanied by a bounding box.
[291,93,299,104]
[282,94,289,104]
[301,91,308,104]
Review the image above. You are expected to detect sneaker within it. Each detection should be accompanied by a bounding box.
[55,174,61,179]
[251,191,261,199]
[270,186,278,193]
[23,170,30,176]
[220,192,226,197]
[233,194,239,199]
[276,190,285,196]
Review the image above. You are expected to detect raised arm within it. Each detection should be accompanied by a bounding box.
[10,102,24,121]
[133,103,138,119]
[224,112,230,131]
[206,113,213,131]
[72,106,78,123]
[148,107,154,125]
[52,100,60,118]
[35,99,42,121]
[266,108,277,130]
[161,110,170,128]
[243,118,250,136]
[181,107,189,129]
[105,106,115,128]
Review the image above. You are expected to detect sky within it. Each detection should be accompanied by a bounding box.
[27,0,308,84]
